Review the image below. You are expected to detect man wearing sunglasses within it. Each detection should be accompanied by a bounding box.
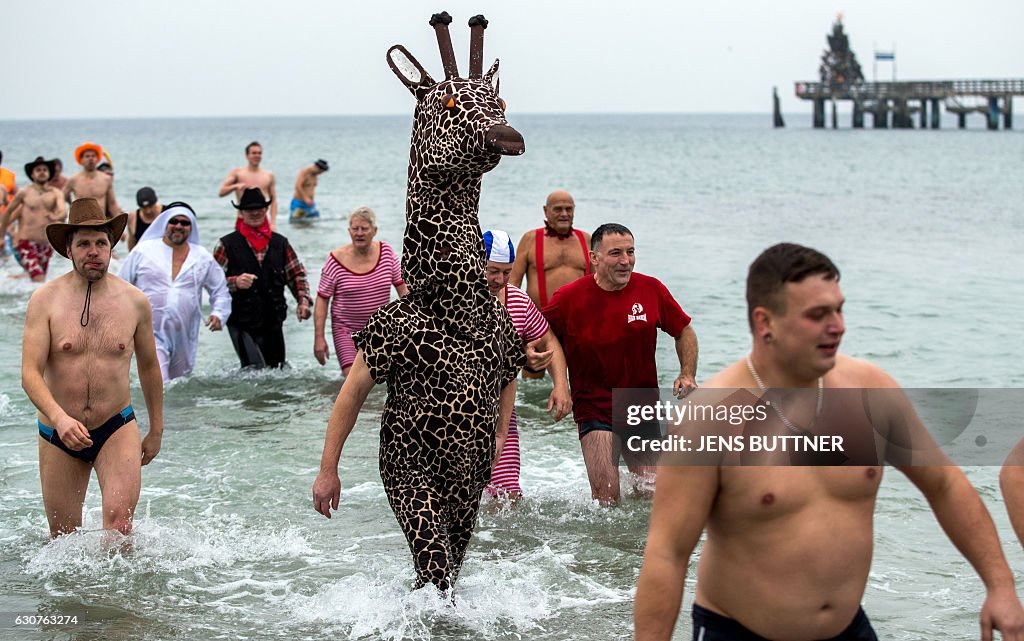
[120,202,231,381]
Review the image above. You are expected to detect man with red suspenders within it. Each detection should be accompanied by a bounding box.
[510,190,591,377]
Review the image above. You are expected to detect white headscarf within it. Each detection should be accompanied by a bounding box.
[138,203,201,246]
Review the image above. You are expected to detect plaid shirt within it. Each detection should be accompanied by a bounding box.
[213,237,312,306]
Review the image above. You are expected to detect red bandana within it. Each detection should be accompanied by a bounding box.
[237,217,272,252]
[543,220,574,239]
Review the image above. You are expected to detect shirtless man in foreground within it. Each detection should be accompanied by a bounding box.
[510,190,590,377]
[635,243,1024,640]
[63,143,121,216]
[22,198,163,541]
[1,157,66,281]
[219,141,278,229]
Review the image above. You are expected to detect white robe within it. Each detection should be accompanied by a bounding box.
[120,207,231,380]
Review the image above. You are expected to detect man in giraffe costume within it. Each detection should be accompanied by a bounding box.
[313,13,526,593]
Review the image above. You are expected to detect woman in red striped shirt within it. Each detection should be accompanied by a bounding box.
[314,207,408,375]
[483,230,572,501]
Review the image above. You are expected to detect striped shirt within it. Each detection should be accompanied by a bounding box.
[489,284,550,496]
[317,242,403,331]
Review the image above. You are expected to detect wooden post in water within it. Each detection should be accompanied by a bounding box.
[892,99,912,128]
[931,99,941,129]
[852,101,864,128]
[831,100,838,129]
[988,97,999,130]
[813,99,825,128]
[919,99,927,129]
[1004,95,1013,129]
[773,87,785,128]
[958,112,967,129]
[874,100,888,128]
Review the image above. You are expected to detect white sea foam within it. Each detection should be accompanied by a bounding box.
[24,513,314,580]
[284,543,628,640]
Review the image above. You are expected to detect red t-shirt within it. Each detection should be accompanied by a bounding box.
[542,272,691,425]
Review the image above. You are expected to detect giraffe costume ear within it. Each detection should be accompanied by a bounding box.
[484,59,500,94]
[387,45,435,100]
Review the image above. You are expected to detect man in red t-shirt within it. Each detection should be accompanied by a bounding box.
[543,223,698,505]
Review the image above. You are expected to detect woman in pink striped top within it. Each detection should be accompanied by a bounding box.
[314,207,408,375]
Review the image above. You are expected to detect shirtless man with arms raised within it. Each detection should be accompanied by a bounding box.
[635,243,1024,640]
[510,190,591,377]
[22,199,163,541]
[1,157,66,281]
[63,142,122,216]
[219,141,278,229]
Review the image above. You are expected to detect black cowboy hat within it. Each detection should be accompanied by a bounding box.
[25,156,57,180]
[232,187,273,210]
[315,159,329,171]
[47,198,128,257]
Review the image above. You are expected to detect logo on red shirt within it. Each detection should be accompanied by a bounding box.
[627,303,647,323]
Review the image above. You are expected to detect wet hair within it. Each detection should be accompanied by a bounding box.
[348,206,377,228]
[245,141,261,154]
[591,223,633,250]
[746,243,840,331]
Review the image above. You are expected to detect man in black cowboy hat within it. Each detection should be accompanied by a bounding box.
[1,157,66,281]
[289,158,329,223]
[213,187,312,368]
[22,198,163,541]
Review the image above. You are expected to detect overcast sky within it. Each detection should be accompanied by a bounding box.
[3,0,1022,120]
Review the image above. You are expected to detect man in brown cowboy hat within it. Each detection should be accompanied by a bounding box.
[63,142,122,217]
[0,157,66,281]
[21,198,163,541]
[213,187,312,368]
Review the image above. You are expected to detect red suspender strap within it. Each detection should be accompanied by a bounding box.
[574,229,591,275]
[535,228,547,306]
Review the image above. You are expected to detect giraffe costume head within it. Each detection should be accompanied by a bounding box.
[387,11,524,337]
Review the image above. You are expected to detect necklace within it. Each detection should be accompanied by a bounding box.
[745,355,822,435]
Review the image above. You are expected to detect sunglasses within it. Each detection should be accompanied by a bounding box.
[167,218,192,227]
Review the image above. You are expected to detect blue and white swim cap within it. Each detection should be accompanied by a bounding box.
[483,229,515,263]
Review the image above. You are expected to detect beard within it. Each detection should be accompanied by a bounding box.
[166,232,189,246]
[73,256,109,282]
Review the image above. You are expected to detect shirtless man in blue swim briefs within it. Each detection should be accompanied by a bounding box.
[21,198,164,541]
[290,159,329,223]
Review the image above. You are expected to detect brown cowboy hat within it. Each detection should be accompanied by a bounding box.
[47,198,128,257]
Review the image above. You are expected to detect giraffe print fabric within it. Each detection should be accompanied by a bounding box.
[353,12,526,593]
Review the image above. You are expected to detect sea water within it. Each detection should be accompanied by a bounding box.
[0,113,1021,640]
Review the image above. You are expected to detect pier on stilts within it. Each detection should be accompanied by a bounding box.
[780,16,1023,130]
[796,78,1022,130]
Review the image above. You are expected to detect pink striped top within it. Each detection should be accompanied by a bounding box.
[317,242,403,331]
[504,284,549,344]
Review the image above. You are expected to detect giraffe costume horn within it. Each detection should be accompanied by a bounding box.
[467,15,488,79]
[429,12,459,79]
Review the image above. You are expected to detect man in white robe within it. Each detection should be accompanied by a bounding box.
[120,202,231,381]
